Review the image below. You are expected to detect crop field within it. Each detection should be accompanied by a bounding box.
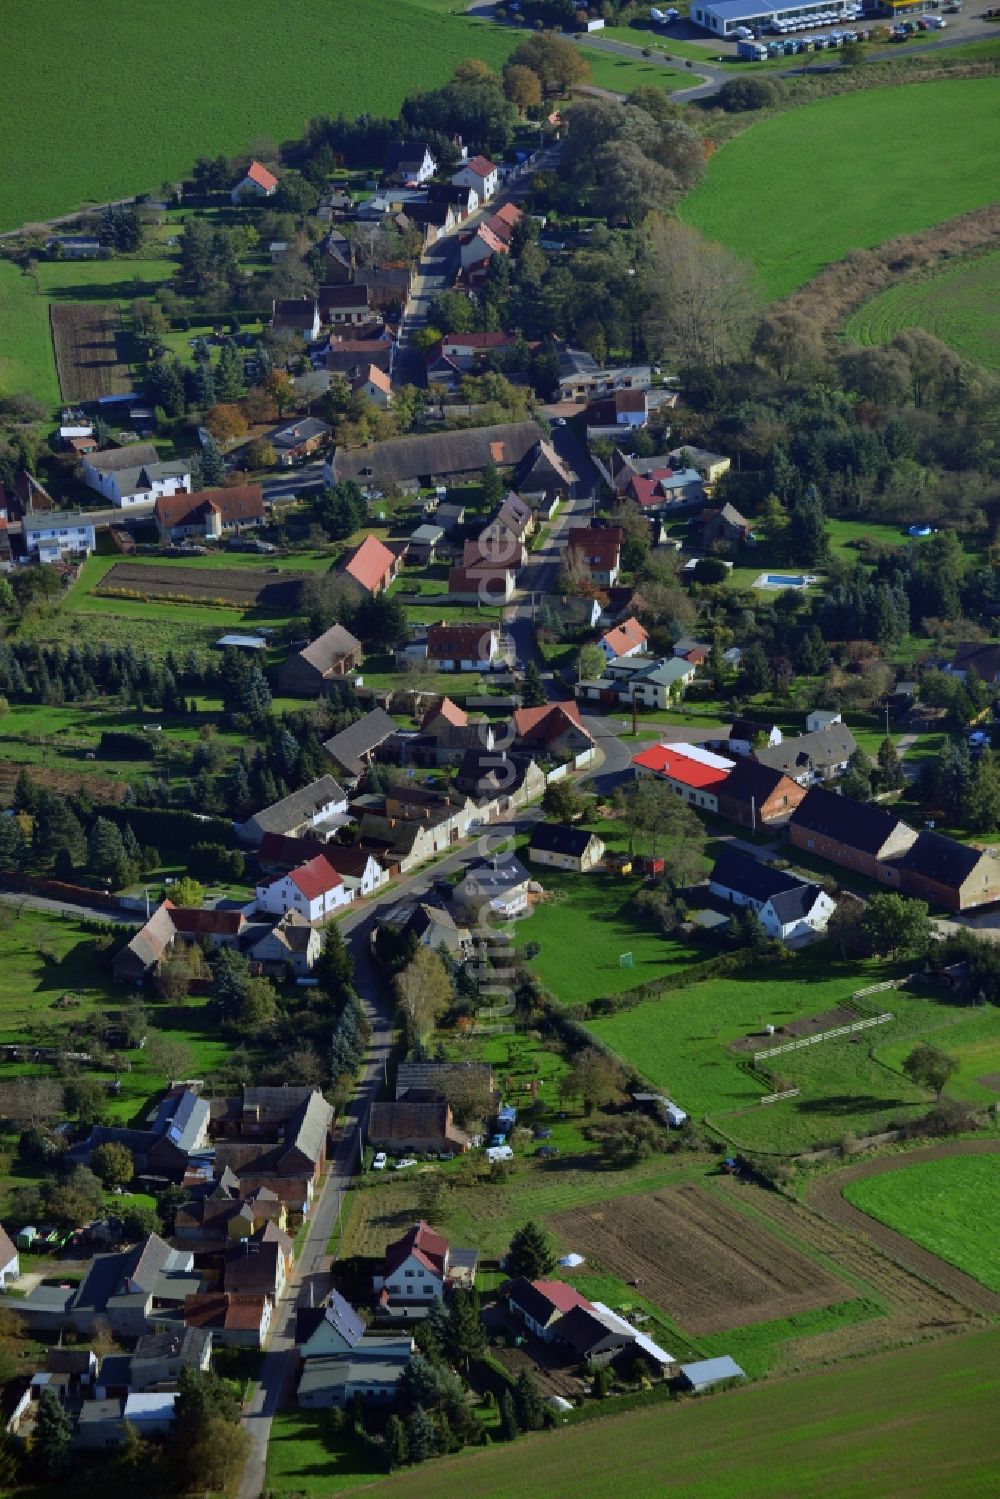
[50,303,132,401]
[361,1329,1000,1499]
[1,0,516,233]
[841,1150,1000,1295]
[549,1185,848,1335]
[808,1142,1000,1318]
[95,560,310,610]
[843,250,1000,370]
[680,79,1000,297]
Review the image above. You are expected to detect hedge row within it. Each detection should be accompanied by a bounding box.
[94,803,237,849]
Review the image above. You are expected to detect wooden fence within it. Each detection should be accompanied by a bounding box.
[753,1011,893,1063]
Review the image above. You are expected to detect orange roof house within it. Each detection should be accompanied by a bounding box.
[339,533,399,595]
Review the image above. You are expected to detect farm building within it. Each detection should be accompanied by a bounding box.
[753,723,857,785]
[324,422,543,494]
[276,624,364,695]
[528,823,605,874]
[789,787,914,886]
[366,1100,470,1155]
[678,1355,746,1392]
[632,742,735,813]
[716,759,806,830]
[506,1279,594,1341]
[322,708,399,782]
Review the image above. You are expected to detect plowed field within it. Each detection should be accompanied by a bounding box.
[550,1184,848,1336]
[51,302,132,401]
[96,561,309,610]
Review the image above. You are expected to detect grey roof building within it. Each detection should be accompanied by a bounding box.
[679,1355,746,1392]
[322,707,398,780]
[754,724,857,785]
[237,774,348,843]
[324,422,542,491]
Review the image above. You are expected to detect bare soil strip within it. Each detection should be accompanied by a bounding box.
[96,561,310,610]
[51,303,132,402]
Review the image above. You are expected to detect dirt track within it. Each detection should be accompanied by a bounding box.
[805,1140,1000,1318]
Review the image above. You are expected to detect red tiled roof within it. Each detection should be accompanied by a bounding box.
[631,744,731,790]
[513,701,591,744]
[384,1220,448,1278]
[421,697,467,730]
[246,160,278,192]
[341,533,397,592]
[287,855,343,902]
[358,364,391,395]
[531,1280,593,1315]
[155,484,264,532]
[567,525,623,569]
[171,907,245,937]
[463,154,497,178]
[601,617,647,657]
[492,201,522,229]
[427,622,497,660]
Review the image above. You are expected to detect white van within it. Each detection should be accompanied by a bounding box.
[486,1145,514,1163]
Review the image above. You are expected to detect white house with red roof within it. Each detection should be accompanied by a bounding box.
[372,1220,478,1318]
[353,364,392,408]
[255,854,352,923]
[231,160,279,204]
[339,533,401,595]
[452,154,499,203]
[600,616,648,662]
[632,741,736,813]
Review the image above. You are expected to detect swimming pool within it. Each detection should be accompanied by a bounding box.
[753,572,817,591]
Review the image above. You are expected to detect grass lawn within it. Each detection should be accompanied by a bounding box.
[843,1156,1000,1292]
[265,1409,385,1497]
[584,956,961,1152]
[843,249,1000,372]
[876,1006,1000,1109]
[1,0,516,233]
[680,79,1000,298]
[523,867,701,1006]
[359,1328,1000,1499]
[577,47,690,94]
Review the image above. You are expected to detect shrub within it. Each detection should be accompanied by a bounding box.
[718,77,782,113]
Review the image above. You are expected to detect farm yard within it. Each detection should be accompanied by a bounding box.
[843,249,1000,370]
[680,79,1000,297]
[357,1330,1000,1499]
[548,1184,849,1336]
[0,0,516,233]
[50,303,133,402]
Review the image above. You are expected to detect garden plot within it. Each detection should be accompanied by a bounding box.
[50,302,132,402]
[96,560,310,611]
[549,1184,848,1336]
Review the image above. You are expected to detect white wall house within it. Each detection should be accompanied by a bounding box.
[256,855,353,923]
[709,849,836,944]
[82,445,192,509]
[452,155,499,203]
[23,513,96,563]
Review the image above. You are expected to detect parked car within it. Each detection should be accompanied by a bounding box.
[372,1152,387,1171]
[395,1157,418,1171]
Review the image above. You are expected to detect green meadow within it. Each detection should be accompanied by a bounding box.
[0,0,516,232]
[843,250,1000,371]
[681,79,1000,297]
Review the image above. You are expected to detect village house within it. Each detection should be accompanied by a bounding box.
[324,421,543,493]
[459,201,523,280]
[82,444,192,509]
[71,1087,210,1180]
[448,559,517,604]
[355,264,413,310]
[726,718,783,757]
[632,742,736,813]
[224,1223,294,1300]
[942,641,1000,684]
[322,707,399,783]
[626,464,705,515]
[271,298,321,341]
[402,199,456,245]
[231,159,278,202]
[319,284,373,326]
[584,388,651,434]
[366,1099,471,1156]
[327,333,394,378]
[22,511,96,563]
[554,346,651,404]
[454,854,534,920]
[295,1290,414,1409]
[338,532,401,595]
[566,525,623,588]
[250,911,322,975]
[255,853,351,923]
[708,848,835,943]
[452,153,499,201]
[753,723,858,786]
[111,902,245,984]
[184,1292,272,1349]
[668,446,731,491]
[237,774,349,845]
[529,823,605,873]
[600,616,648,662]
[715,758,806,831]
[372,1221,478,1319]
[379,899,472,956]
[383,140,438,184]
[210,1087,334,1189]
[513,701,595,759]
[318,229,354,282]
[354,363,392,407]
[513,439,575,510]
[424,621,503,672]
[472,521,526,572]
[68,1234,199,1338]
[153,484,265,542]
[698,502,752,548]
[577,655,696,712]
[265,416,331,466]
[276,623,364,695]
